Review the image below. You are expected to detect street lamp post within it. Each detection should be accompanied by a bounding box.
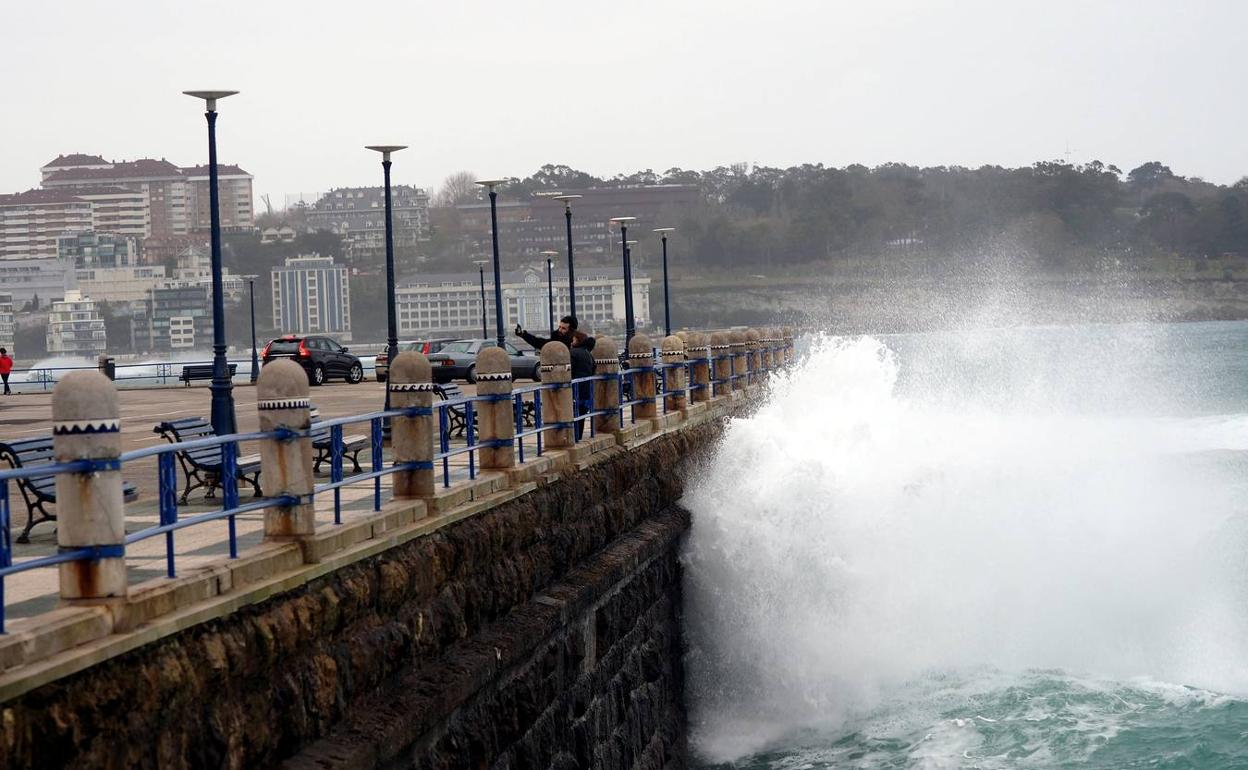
[248,277,259,383]
[553,194,582,318]
[540,250,558,335]
[183,89,239,436]
[476,179,507,346]
[609,217,638,346]
[366,144,407,415]
[654,227,675,336]
[473,258,489,338]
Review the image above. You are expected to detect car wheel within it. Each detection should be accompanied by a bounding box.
[311,364,326,386]
[347,363,363,384]
[465,365,476,384]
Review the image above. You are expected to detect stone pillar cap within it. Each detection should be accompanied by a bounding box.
[391,351,432,382]
[627,333,653,356]
[661,335,685,354]
[52,371,119,423]
[477,346,510,375]
[256,359,309,401]
[539,340,570,365]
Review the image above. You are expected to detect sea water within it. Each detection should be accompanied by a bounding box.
[683,321,1248,769]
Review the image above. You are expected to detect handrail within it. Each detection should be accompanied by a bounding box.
[0,337,796,633]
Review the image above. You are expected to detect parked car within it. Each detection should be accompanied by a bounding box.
[375,338,458,383]
[261,334,363,386]
[426,339,540,384]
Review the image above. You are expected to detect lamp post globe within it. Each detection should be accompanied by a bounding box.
[476,179,508,347]
[654,228,675,336]
[366,145,407,415]
[183,89,239,436]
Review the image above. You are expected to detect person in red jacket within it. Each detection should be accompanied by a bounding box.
[0,347,12,395]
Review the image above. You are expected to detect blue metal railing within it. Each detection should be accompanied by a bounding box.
[0,341,791,633]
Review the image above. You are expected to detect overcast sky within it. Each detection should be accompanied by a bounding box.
[3,0,1244,207]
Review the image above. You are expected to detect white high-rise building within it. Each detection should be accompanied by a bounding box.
[0,292,14,356]
[46,290,106,358]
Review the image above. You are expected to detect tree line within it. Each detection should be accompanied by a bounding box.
[434,161,1248,273]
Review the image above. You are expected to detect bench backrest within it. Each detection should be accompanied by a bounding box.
[0,437,55,469]
[436,384,464,401]
[154,417,215,443]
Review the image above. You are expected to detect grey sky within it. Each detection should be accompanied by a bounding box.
[3,0,1244,206]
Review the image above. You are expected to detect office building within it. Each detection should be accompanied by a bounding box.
[395,264,649,337]
[271,255,351,338]
[305,186,429,263]
[131,283,211,353]
[0,257,77,307]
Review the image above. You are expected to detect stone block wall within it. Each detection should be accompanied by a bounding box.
[0,421,721,769]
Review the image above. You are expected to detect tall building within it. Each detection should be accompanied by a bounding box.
[46,290,106,357]
[271,255,351,338]
[172,245,251,302]
[0,189,93,259]
[395,264,649,338]
[40,155,254,238]
[131,283,211,353]
[305,186,429,263]
[0,292,14,356]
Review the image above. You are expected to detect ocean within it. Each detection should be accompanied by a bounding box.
[683,321,1248,769]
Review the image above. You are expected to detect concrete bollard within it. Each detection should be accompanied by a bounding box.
[756,326,773,373]
[782,326,795,364]
[593,336,621,434]
[52,372,126,601]
[710,332,732,397]
[730,331,748,391]
[745,328,761,382]
[628,334,657,420]
[539,341,574,448]
[475,346,515,469]
[687,332,711,403]
[257,359,315,538]
[390,351,436,497]
[661,335,687,412]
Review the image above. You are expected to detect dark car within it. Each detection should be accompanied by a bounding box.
[426,339,540,384]
[262,334,363,386]
[375,338,458,383]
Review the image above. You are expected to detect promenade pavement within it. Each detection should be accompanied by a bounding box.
[0,380,490,620]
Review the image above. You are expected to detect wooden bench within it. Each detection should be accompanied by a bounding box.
[0,437,139,544]
[152,418,262,504]
[179,363,238,386]
[309,406,368,474]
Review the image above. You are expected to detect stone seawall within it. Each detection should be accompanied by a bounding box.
[1,420,722,769]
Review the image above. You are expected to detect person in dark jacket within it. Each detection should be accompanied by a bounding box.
[514,314,577,350]
[569,331,596,439]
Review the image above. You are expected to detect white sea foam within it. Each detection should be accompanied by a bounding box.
[682,331,1248,762]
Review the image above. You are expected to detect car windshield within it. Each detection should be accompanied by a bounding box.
[440,341,474,353]
[268,339,301,353]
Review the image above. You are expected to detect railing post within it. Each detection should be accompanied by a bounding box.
[256,359,315,539]
[730,330,748,391]
[687,332,711,403]
[475,346,514,469]
[53,372,126,601]
[783,326,795,364]
[710,332,732,398]
[540,341,574,448]
[661,335,687,412]
[628,333,657,420]
[759,327,775,372]
[593,336,621,434]
[390,351,435,497]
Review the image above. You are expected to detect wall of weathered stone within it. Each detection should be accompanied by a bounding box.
[0,420,720,769]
